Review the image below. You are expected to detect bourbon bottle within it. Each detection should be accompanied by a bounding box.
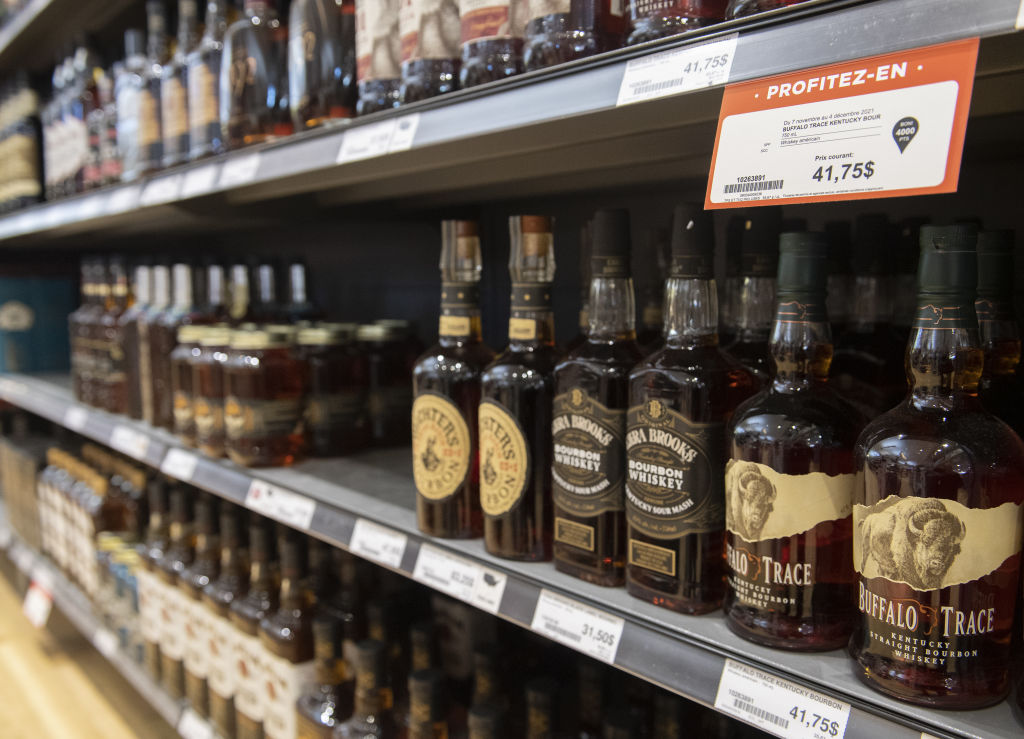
[188,0,231,159]
[171,325,204,446]
[627,1,728,45]
[182,493,221,717]
[300,323,369,456]
[152,263,210,429]
[524,0,626,71]
[98,257,134,414]
[333,639,398,738]
[552,209,644,586]
[118,262,151,418]
[139,1,171,174]
[162,0,201,167]
[626,204,757,614]
[459,0,524,88]
[290,0,357,128]
[724,232,864,650]
[480,215,562,561]
[296,614,354,737]
[850,224,1024,708]
[156,483,196,699]
[355,0,401,114]
[399,0,461,103]
[137,477,171,681]
[976,229,1023,434]
[413,220,494,539]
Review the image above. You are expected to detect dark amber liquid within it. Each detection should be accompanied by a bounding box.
[627,340,756,613]
[400,59,459,103]
[459,39,522,88]
[292,0,356,127]
[224,15,290,149]
[171,350,196,446]
[725,333,770,383]
[553,338,643,586]
[194,347,228,457]
[304,345,369,457]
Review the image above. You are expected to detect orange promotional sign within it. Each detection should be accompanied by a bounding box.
[705,38,979,208]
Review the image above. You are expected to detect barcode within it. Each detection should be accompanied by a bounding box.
[724,179,784,194]
[630,77,687,96]
[543,621,582,644]
[733,699,790,729]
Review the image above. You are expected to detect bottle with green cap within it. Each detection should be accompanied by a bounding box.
[552,208,644,587]
[626,204,757,615]
[850,224,1024,709]
[724,231,865,651]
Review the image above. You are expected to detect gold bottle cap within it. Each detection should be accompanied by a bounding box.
[177,324,206,343]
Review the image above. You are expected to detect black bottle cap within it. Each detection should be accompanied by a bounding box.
[896,217,930,274]
[917,224,978,296]
[591,209,631,278]
[852,213,889,275]
[976,229,1015,298]
[823,221,851,275]
[409,669,447,720]
[669,203,714,278]
[355,639,389,689]
[124,29,145,57]
[739,207,782,276]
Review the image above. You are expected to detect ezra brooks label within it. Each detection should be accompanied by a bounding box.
[552,388,625,517]
[412,392,471,502]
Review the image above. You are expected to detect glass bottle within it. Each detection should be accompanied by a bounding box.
[229,261,257,324]
[355,0,401,114]
[193,326,233,457]
[140,1,171,175]
[850,224,1024,708]
[222,0,291,149]
[290,0,357,128]
[398,0,461,103]
[117,262,151,418]
[188,0,231,159]
[567,220,593,354]
[626,204,757,614]
[101,62,123,184]
[823,220,852,339]
[299,323,369,457]
[162,0,201,167]
[524,0,626,71]
[152,263,207,430]
[68,259,102,403]
[171,325,205,446]
[98,257,134,413]
[459,0,524,89]
[182,493,221,717]
[333,639,397,738]
[480,215,562,561]
[361,323,414,447]
[254,259,284,322]
[84,67,110,190]
[407,669,448,739]
[976,229,1023,434]
[156,483,196,700]
[627,0,728,45]
[635,227,667,352]
[297,614,355,737]
[284,258,324,323]
[413,220,495,539]
[205,261,231,320]
[116,29,148,181]
[726,0,810,19]
[139,262,171,425]
[724,232,864,650]
[552,209,644,586]
[137,476,171,681]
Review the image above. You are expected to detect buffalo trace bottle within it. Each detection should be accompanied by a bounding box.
[975,230,1023,434]
[355,0,401,114]
[723,232,864,650]
[182,494,220,717]
[459,0,524,88]
[137,478,171,681]
[851,224,1024,708]
[625,204,757,614]
[413,220,494,539]
[290,0,357,129]
[296,614,354,737]
[626,0,728,45]
[334,639,398,738]
[300,324,370,456]
[117,262,152,418]
[188,0,231,159]
[552,209,644,586]
[524,0,626,70]
[480,216,562,561]
[399,0,461,103]
[156,484,196,700]
[162,0,201,167]
[203,503,249,739]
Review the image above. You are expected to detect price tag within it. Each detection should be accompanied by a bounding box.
[77,196,105,220]
[617,33,737,107]
[706,38,978,208]
[140,174,183,206]
[244,479,316,530]
[219,153,262,188]
[106,185,141,213]
[23,581,53,628]
[178,707,214,739]
[388,114,421,153]
[161,448,199,481]
[412,544,507,614]
[181,164,219,198]
[110,425,150,460]
[337,120,397,164]
[63,407,88,432]
[93,628,119,657]
[714,659,850,739]
[530,589,624,664]
[349,518,407,569]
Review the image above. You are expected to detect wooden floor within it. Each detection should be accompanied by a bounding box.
[0,563,176,739]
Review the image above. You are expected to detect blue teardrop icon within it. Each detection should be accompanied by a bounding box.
[893,117,919,153]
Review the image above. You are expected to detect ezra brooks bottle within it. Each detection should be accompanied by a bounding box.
[850,225,1024,708]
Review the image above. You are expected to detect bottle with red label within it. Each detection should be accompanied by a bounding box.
[524,0,626,71]
[626,1,728,45]
[356,0,402,114]
[459,0,525,88]
[290,0,358,128]
[399,0,462,102]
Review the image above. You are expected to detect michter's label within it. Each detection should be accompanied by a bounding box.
[854,495,1023,665]
[439,281,479,338]
[478,399,529,517]
[412,392,471,502]
[552,387,625,519]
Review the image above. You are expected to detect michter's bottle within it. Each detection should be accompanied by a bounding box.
[296,614,353,737]
[724,232,864,650]
[552,209,643,586]
[851,225,1024,708]
[480,216,561,561]
[625,205,757,614]
[413,221,494,539]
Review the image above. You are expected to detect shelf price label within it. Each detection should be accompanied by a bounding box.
[412,544,508,614]
[106,185,141,213]
[706,38,978,208]
[219,153,262,188]
[178,707,214,739]
[244,480,316,530]
[530,589,624,664]
[63,407,88,432]
[93,627,119,658]
[140,174,183,206]
[714,659,850,739]
[349,518,407,569]
[161,448,199,482]
[617,33,737,106]
[182,164,219,198]
[110,425,150,460]
[0,377,27,399]
[23,580,53,629]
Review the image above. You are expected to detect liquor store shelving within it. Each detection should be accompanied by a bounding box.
[0,0,1022,246]
[0,372,1018,739]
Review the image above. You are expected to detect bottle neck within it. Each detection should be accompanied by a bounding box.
[147,8,169,62]
[769,294,832,390]
[203,1,228,40]
[207,265,226,308]
[249,553,273,592]
[134,267,151,305]
[588,276,636,341]
[257,265,276,306]
[976,293,1022,379]
[439,281,483,345]
[173,265,194,310]
[178,0,200,52]
[196,531,219,561]
[851,274,892,328]
[289,263,308,305]
[734,275,775,337]
[152,267,171,308]
[664,277,718,347]
[508,282,555,349]
[907,296,984,401]
[230,266,249,318]
[354,684,391,719]
[220,540,245,572]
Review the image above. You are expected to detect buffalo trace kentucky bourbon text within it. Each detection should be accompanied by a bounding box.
[850,224,1024,708]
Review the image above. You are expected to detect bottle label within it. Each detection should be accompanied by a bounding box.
[173,390,194,433]
[412,392,472,502]
[224,395,303,439]
[439,281,479,337]
[625,399,725,538]
[460,0,527,44]
[194,396,225,439]
[356,0,401,81]
[234,630,269,721]
[554,516,595,551]
[527,0,570,20]
[162,75,188,139]
[160,581,187,660]
[183,597,211,678]
[137,569,163,643]
[912,301,975,330]
[138,89,161,148]
[261,653,317,739]
[853,494,1023,666]
[207,611,238,698]
[188,57,220,134]
[306,391,366,430]
[479,399,530,516]
[552,387,625,518]
[400,0,461,62]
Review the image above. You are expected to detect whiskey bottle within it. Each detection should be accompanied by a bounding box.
[187,1,231,159]
[193,326,233,457]
[182,493,221,717]
[204,261,231,320]
[480,215,562,561]
[171,325,204,445]
[724,232,864,650]
[290,0,357,128]
[524,0,626,71]
[254,259,284,322]
[140,1,171,174]
[296,614,354,737]
[976,229,1023,433]
[362,323,414,447]
[407,669,448,739]
[300,323,369,456]
[83,261,113,408]
[334,639,398,738]
[156,483,196,699]
[99,258,134,413]
[163,0,201,167]
[222,0,290,149]
[459,0,523,88]
[635,228,667,352]
[116,30,148,180]
[850,224,1024,708]
[567,220,593,354]
[626,204,757,614]
[627,0,728,45]
[69,259,99,402]
[552,208,644,586]
[525,676,559,738]
[413,220,495,539]
[137,476,171,681]
[467,704,503,739]
[398,0,460,103]
[284,258,324,323]
[116,262,151,418]
[355,0,401,114]
[138,262,171,424]
[152,263,208,429]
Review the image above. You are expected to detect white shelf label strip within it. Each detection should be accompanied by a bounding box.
[412,544,507,614]
[140,174,183,206]
[182,164,219,198]
[63,407,88,432]
[349,518,407,569]
[244,479,317,530]
[110,425,150,461]
[530,589,625,664]
[617,33,737,107]
[219,153,262,188]
[178,707,214,739]
[161,448,199,482]
[337,114,421,164]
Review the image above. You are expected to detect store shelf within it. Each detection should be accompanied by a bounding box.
[1,0,1022,246]
[0,372,1019,739]
[0,502,212,739]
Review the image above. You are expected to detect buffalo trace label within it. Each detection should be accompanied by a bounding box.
[412,392,471,502]
[459,0,529,43]
[854,494,1023,665]
[400,0,461,62]
[356,0,401,81]
[478,399,529,516]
